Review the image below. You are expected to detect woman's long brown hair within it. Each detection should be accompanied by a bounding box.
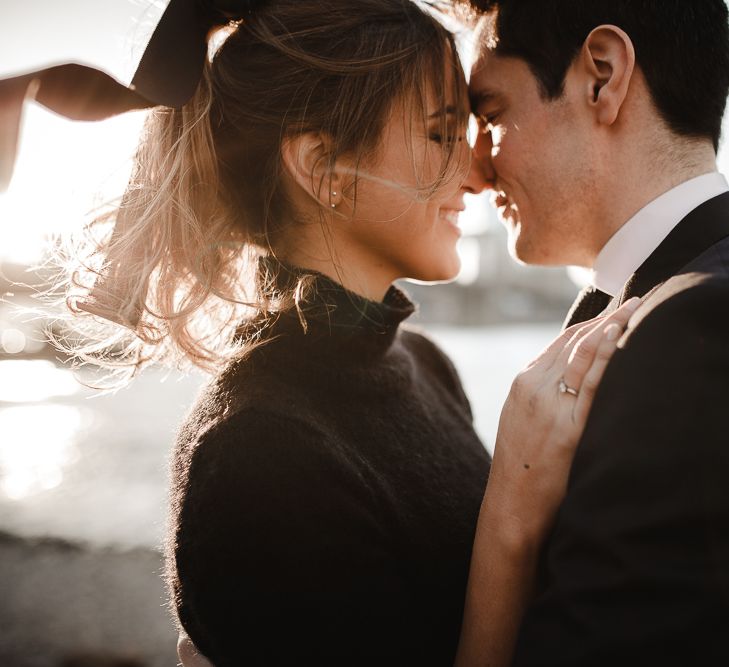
[56,0,469,379]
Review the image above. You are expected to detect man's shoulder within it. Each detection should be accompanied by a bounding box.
[664,229,729,293]
[567,230,729,479]
[588,240,729,401]
[629,236,729,336]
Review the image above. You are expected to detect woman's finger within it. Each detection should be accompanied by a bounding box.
[559,297,641,393]
[543,312,616,378]
[602,296,642,332]
[525,317,601,373]
[571,321,623,424]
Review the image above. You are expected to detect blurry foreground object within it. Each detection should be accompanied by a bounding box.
[59,653,146,667]
[0,0,269,192]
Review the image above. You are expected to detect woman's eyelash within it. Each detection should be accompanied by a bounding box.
[429,132,466,144]
[430,133,449,143]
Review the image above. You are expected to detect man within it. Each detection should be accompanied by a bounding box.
[467,0,729,664]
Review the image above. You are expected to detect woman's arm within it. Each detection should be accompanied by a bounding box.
[455,297,642,667]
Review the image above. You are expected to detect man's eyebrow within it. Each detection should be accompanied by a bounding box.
[469,89,502,112]
[428,106,458,118]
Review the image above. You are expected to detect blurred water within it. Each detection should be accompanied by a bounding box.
[427,323,561,448]
[0,323,559,550]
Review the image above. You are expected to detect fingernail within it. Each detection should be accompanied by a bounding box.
[623,297,641,311]
[605,323,621,341]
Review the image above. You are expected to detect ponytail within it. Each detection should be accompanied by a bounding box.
[60,64,255,376]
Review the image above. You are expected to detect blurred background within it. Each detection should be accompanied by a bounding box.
[2,2,729,666]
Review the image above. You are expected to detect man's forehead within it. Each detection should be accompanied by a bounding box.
[468,51,509,104]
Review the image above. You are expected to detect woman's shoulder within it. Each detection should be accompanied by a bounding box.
[398,324,473,417]
[399,323,446,354]
[175,344,308,440]
[175,360,324,460]
[183,404,331,461]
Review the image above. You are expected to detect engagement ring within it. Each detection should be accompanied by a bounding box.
[559,378,579,397]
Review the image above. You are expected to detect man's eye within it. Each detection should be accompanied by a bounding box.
[478,113,499,132]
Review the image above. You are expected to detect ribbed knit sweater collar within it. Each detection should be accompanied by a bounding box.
[246,256,416,359]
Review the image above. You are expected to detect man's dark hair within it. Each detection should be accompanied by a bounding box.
[471,0,729,150]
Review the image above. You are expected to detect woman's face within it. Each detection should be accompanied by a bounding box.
[340,83,487,285]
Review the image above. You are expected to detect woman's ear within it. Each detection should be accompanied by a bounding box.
[578,25,636,126]
[281,132,342,210]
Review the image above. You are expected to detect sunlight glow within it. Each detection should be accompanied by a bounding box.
[460,191,495,236]
[0,104,146,265]
[1,329,26,355]
[0,404,84,500]
[1,1,168,84]
[456,237,482,285]
[0,360,81,403]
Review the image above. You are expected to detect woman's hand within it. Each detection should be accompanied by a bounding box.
[487,296,642,549]
[456,296,642,667]
[178,631,213,667]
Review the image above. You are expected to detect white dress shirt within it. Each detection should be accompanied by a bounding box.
[590,172,729,296]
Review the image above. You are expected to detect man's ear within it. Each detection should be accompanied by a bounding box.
[281,132,342,209]
[578,25,636,126]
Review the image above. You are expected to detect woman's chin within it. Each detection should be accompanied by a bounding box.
[405,260,461,285]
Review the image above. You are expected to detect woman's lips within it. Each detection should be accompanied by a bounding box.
[439,208,464,234]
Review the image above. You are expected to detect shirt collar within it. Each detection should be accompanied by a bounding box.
[591,172,729,296]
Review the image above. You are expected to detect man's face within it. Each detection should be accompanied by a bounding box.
[470,47,602,267]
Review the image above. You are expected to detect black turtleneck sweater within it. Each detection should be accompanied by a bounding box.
[167,261,491,666]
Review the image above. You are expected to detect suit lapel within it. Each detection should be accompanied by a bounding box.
[610,191,729,306]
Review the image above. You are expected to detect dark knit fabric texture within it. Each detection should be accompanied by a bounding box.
[563,285,612,329]
[167,260,492,666]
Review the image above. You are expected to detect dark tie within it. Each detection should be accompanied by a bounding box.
[562,286,613,329]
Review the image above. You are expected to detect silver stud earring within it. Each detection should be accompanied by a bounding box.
[331,192,337,208]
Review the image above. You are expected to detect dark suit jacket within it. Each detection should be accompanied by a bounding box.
[513,191,729,666]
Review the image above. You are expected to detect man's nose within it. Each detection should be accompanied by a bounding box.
[472,130,497,191]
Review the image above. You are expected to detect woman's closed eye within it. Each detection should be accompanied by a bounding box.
[429,130,467,145]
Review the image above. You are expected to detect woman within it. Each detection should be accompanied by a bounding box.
[59,0,638,665]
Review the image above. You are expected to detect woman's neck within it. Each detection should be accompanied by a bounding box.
[275,232,395,302]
